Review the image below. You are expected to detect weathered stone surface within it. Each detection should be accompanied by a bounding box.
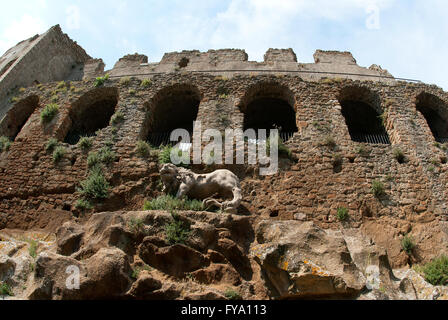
[28,251,85,300]
[251,220,366,299]
[138,241,208,278]
[126,272,162,299]
[56,221,84,256]
[82,247,131,299]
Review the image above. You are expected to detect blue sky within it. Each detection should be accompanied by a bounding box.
[0,0,447,89]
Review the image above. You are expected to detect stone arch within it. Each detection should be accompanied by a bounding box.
[0,95,39,140]
[64,87,118,145]
[238,82,298,141]
[338,86,390,144]
[415,92,448,143]
[142,83,201,146]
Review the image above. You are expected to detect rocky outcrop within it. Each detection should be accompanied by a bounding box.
[1,210,447,300]
[251,220,366,299]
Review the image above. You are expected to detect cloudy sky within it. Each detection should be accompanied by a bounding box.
[0,0,447,89]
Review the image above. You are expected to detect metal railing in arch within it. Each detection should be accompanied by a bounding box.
[350,133,391,145]
[146,131,297,147]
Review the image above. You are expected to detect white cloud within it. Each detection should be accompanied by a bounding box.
[0,14,47,55]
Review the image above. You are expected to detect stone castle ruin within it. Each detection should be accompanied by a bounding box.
[0,25,448,300]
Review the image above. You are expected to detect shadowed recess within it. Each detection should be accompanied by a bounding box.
[64,87,118,145]
[240,82,298,141]
[339,86,390,144]
[0,95,39,140]
[143,84,201,146]
[416,92,448,143]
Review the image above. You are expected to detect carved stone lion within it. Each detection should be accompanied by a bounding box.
[159,163,242,214]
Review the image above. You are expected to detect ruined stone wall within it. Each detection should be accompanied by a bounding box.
[106,48,396,85]
[0,25,91,121]
[0,72,447,267]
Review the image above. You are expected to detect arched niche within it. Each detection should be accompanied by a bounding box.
[64,87,119,145]
[143,83,201,146]
[0,95,39,140]
[338,86,390,144]
[239,82,298,141]
[416,92,448,143]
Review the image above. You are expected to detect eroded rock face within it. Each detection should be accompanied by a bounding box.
[2,210,447,300]
[251,220,366,299]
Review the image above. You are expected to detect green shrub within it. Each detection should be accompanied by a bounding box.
[128,89,136,95]
[87,151,100,168]
[40,104,59,124]
[332,154,343,167]
[371,180,385,198]
[266,137,293,160]
[401,235,415,255]
[158,145,172,164]
[56,81,66,89]
[356,144,369,156]
[136,140,151,158]
[45,138,58,153]
[127,217,145,234]
[143,195,204,211]
[224,288,242,300]
[141,79,151,87]
[94,74,109,87]
[28,239,38,258]
[0,282,13,296]
[110,111,125,126]
[393,148,405,163]
[78,166,110,199]
[0,136,12,152]
[75,198,93,211]
[322,135,336,149]
[164,211,191,245]
[120,77,130,85]
[98,146,116,164]
[131,264,152,279]
[78,136,93,151]
[337,207,349,221]
[52,146,66,163]
[158,145,189,167]
[421,255,448,286]
[87,147,116,167]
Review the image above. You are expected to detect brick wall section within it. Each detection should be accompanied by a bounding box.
[0,74,447,264]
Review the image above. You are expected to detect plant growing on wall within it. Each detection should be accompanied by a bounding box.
[78,136,93,151]
[0,136,12,152]
[337,207,349,221]
[40,104,59,124]
[401,235,415,255]
[52,146,66,163]
[77,165,110,200]
[371,180,385,198]
[164,210,191,245]
[94,74,109,87]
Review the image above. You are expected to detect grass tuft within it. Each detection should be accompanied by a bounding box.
[0,136,12,152]
[40,104,59,124]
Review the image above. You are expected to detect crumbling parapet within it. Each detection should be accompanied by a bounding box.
[313,50,357,64]
[82,59,106,80]
[264,48,298,63]
[113,53,148,69]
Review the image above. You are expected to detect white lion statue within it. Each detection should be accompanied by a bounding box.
[159,163,242,214]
